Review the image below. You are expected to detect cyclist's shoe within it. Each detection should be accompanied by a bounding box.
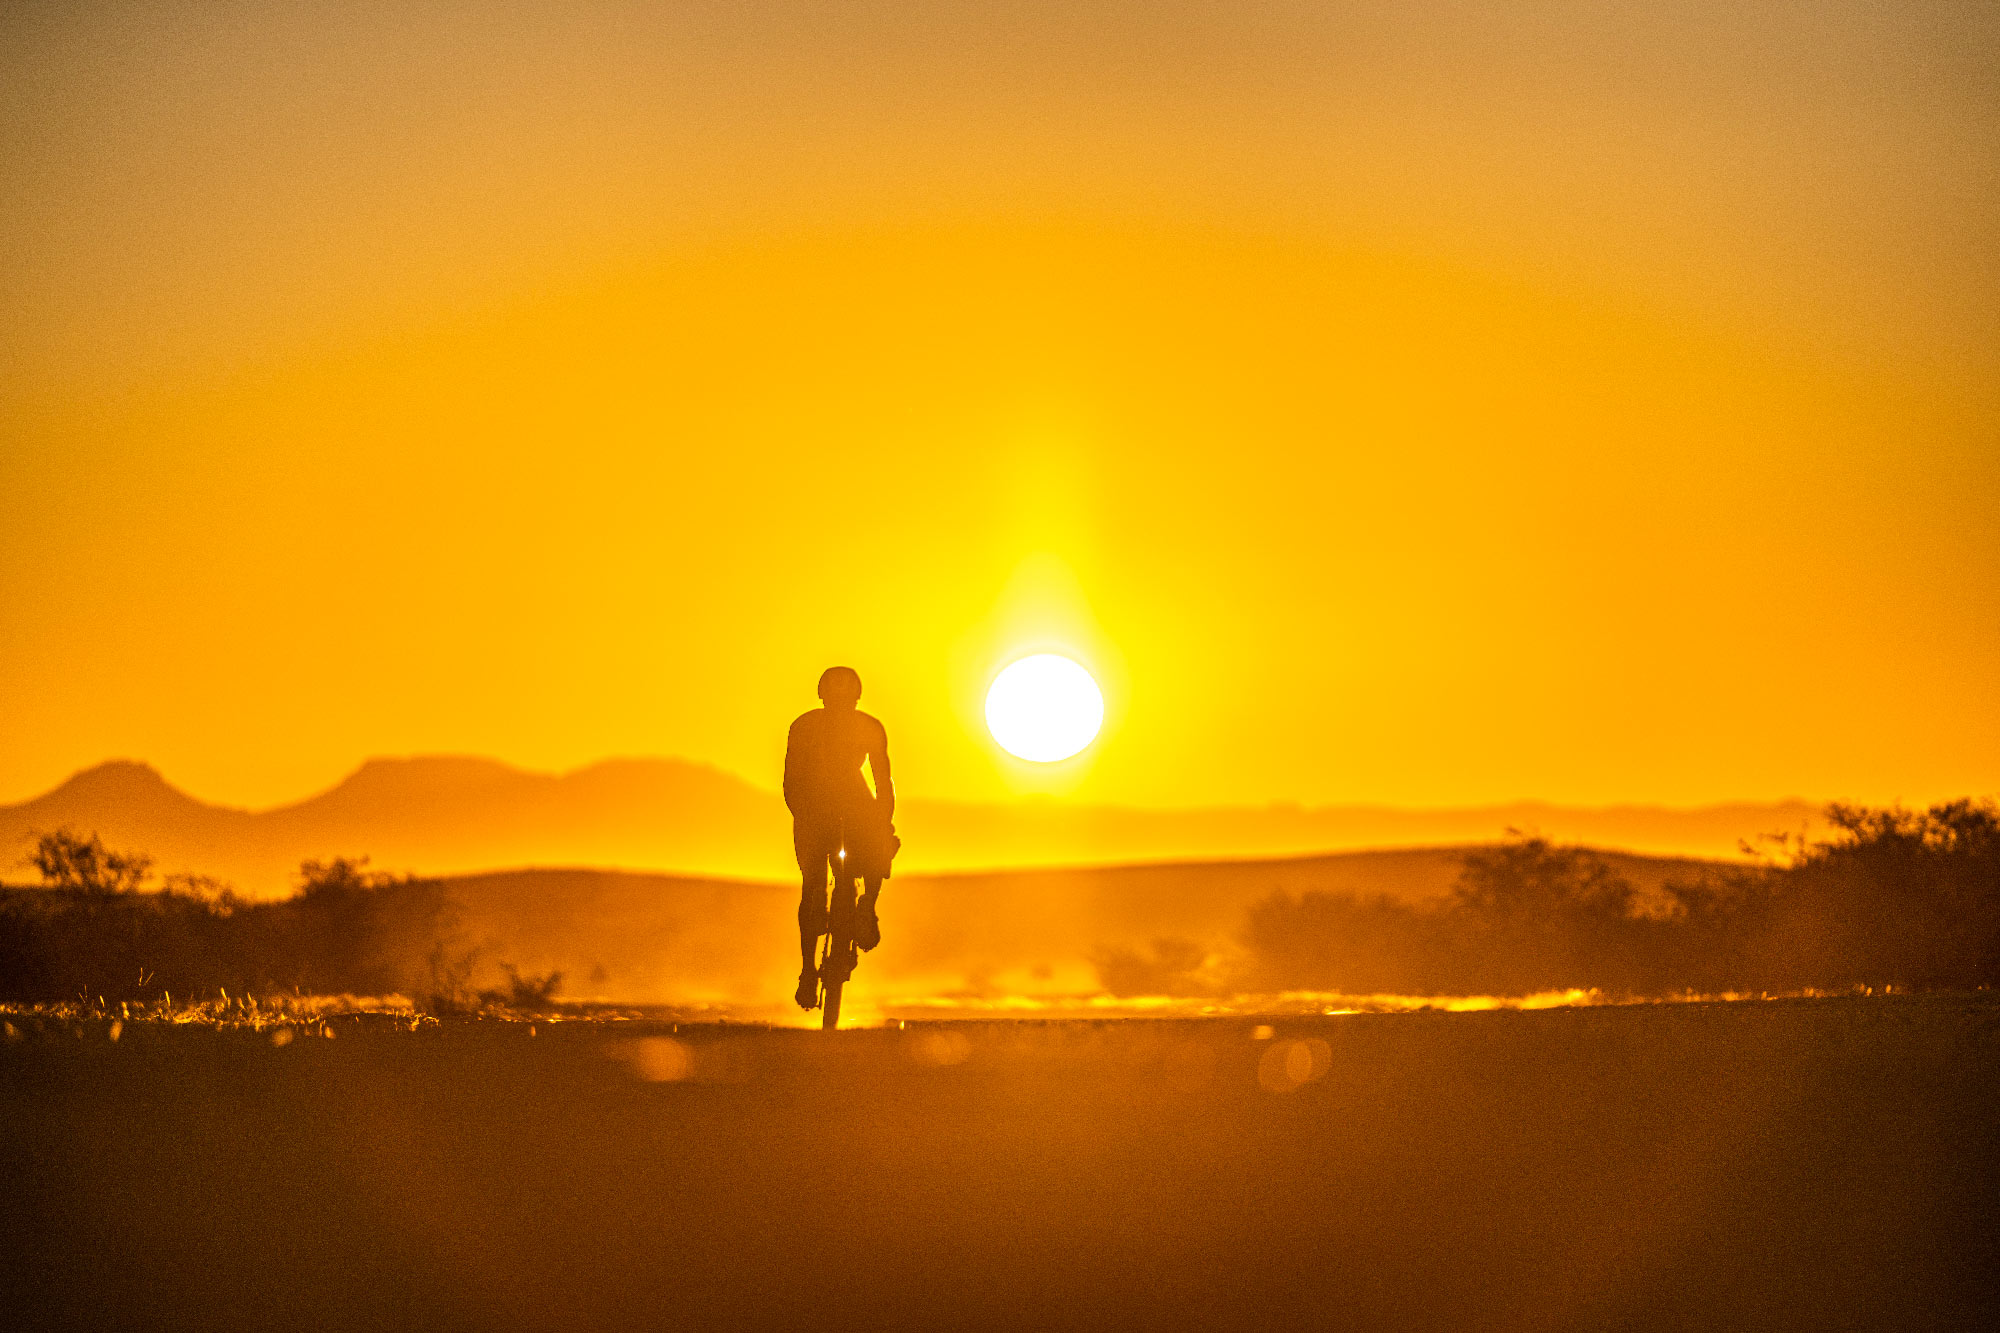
[856,895,881,952]
[794,964,818,1010]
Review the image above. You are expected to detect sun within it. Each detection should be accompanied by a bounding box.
[985,655,1104,762]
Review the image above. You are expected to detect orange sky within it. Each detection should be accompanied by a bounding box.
[2,1,1995,813]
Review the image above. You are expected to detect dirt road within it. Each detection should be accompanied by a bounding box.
[4,997,1995,1330]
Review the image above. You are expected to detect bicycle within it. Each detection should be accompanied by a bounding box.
[813,845,859,1031]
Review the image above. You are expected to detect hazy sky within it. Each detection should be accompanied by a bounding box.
[2,0,1995,811]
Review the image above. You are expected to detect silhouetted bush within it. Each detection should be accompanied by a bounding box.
[30,830,153,894]
[1243,891,1458,994]
[1718,800,2000,992]
[0,836,480,1005]
[1241,801,2000,996]
[486,962,565,1008]
[1094,937,1226,997]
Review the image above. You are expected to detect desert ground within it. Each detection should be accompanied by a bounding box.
[5,995,1995,1332]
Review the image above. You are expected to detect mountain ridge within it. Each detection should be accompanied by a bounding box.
[0,755,1824,895]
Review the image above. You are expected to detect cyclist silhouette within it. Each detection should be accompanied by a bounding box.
[785,666,898,1010]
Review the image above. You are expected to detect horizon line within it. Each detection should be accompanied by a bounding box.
[0,752,1876,820]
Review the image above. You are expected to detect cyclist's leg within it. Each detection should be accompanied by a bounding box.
[794,821,832,977]
[797,870,826,970]
[857,875,883,950]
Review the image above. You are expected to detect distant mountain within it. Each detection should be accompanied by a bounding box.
[0,755,1823,895]
[0,756,781,894]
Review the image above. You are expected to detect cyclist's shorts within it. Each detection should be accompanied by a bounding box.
[794,808,900,882]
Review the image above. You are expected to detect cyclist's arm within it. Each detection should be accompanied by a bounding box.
[869,723,895,819]
[782,719,804,817]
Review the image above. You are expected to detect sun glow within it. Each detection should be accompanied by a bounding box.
[985,655,1105,763]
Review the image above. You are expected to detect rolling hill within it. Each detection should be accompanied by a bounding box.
[440,847,1725,1008]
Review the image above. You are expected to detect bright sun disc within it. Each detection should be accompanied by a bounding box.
[985,655,1104,762]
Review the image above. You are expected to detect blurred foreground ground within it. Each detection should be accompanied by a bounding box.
[5,997,1997,1331]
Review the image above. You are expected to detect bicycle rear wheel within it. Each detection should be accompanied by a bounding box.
[820,870,857,1030]
[821,962,843,1030]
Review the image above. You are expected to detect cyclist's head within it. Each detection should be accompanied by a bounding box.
[817,666,862,708]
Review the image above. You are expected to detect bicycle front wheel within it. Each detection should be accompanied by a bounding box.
[821,967,843,1030]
